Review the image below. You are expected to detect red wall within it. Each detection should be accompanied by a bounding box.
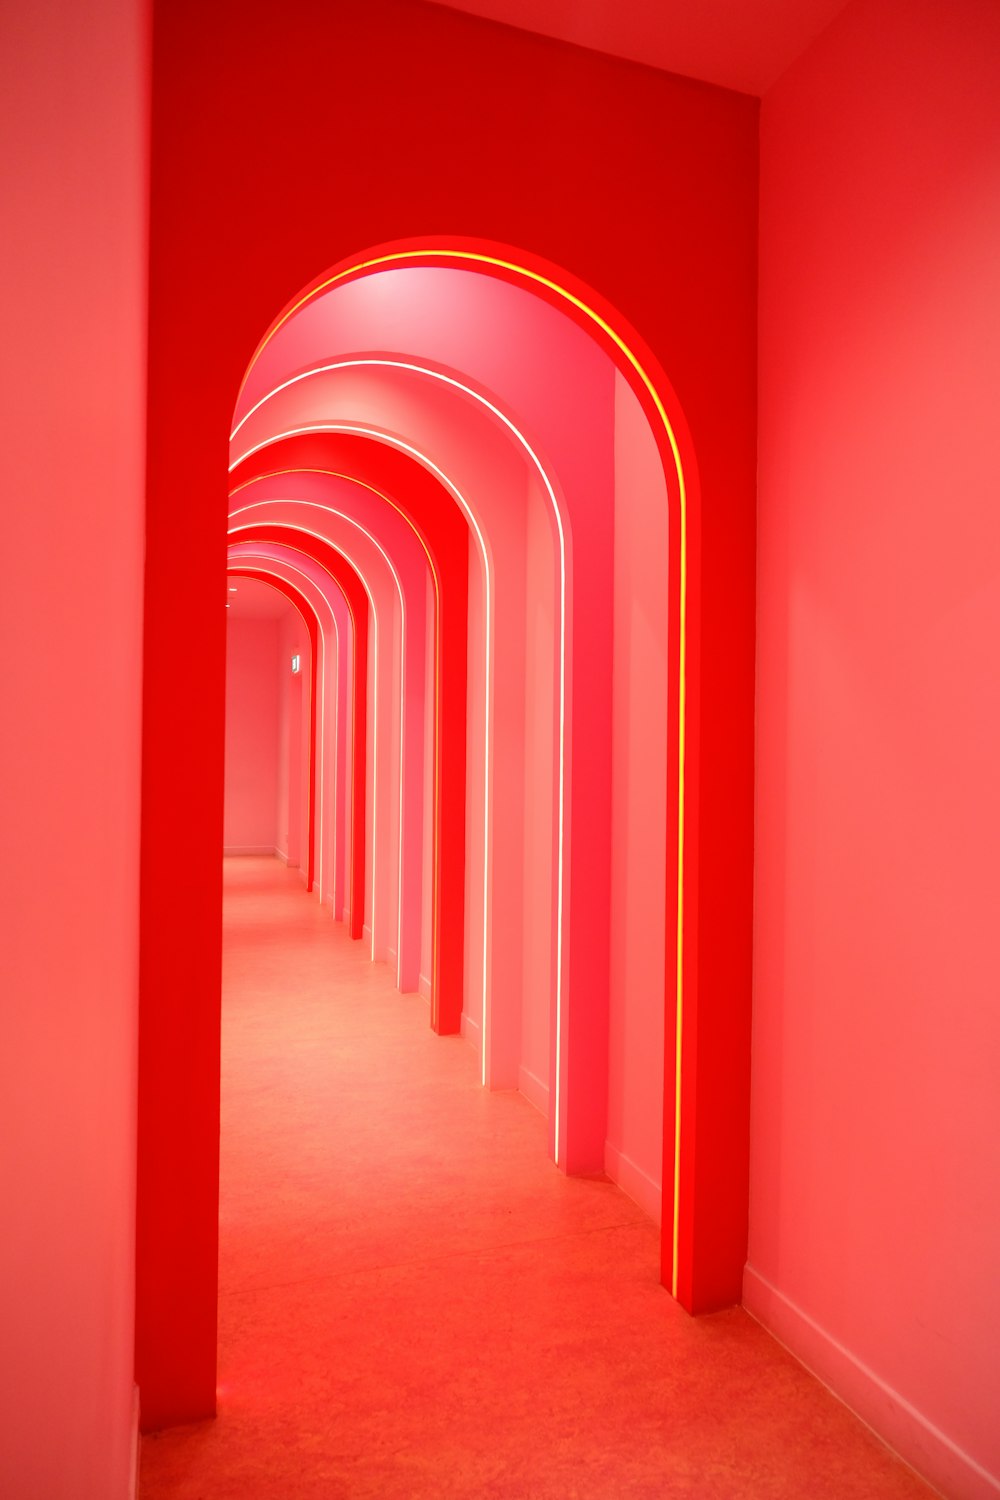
[750,2,1000,1494]
[0,0,148,1494]
[139,0,757,1423]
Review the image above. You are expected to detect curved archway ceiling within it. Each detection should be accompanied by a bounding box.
[228,250,674,1291]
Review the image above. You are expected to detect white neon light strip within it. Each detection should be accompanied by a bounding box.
[231,500,410,986]
[225,555,335,906]
[228,517,386,965]
[233,396,567,1157]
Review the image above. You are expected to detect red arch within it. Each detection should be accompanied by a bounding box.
[239,238,752,1314]
[137,240,753,1431]
[230,523,370,943]
[231,434,471,1035]
[227,567,319,890]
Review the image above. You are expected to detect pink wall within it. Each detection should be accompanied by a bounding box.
[224,617,281,853]
[0,0,147,1495]
[605,371,669,1222]
[750,2,1000,1495]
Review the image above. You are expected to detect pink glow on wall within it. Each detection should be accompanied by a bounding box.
[0,0,147,1494]
[750,2,1000,1495]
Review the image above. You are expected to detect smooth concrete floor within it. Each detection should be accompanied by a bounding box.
[139,856,935,1499]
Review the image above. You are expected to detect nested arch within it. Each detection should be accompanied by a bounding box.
[234,238,707,1298]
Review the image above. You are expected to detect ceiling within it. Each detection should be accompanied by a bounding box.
[422,0,851,96]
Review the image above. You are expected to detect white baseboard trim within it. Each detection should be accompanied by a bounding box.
[743,1264,1000,1500]
[223,844,278,857]
[518,1064,549,1117]
[362,923,372,944]
[130,1383,140,1499]
[460,1011,481,1050]
[418,972,432,1002]
[603,1141,661,1224]
[275,847,289,864]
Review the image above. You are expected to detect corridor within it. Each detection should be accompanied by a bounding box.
[139,858,931,1500]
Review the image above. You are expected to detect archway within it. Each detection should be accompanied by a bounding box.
[136,239,754,1428]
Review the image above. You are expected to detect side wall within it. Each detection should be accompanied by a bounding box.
[751,2,1000,1495]
[0,0,148,1495]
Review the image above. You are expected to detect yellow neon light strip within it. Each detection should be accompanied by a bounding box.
[239,251,688,1295]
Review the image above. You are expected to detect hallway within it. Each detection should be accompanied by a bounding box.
[139,858,932,1500]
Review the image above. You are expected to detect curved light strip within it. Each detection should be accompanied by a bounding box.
[231,498,411,988]
[229,520,383,962]
[238,248,689,1293]
[233,367,568,1144]
[226,555,334,903]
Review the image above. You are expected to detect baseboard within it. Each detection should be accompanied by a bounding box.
[517,1063,549,1117]
[275,847,289,864]
[603,1140,661,1224]
[130,1383,140,1499]
[743,1265,1000,1500]
[418,972,432,1002]
[363,923,372,944]
[460,1011,481,1049]
[223,844,278,857]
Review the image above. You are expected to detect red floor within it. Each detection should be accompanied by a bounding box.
[139,857,934,1499]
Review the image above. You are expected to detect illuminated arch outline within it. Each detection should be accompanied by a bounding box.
[235,241,694,1298]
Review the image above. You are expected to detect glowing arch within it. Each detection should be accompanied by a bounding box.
[235,241,696,1297]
